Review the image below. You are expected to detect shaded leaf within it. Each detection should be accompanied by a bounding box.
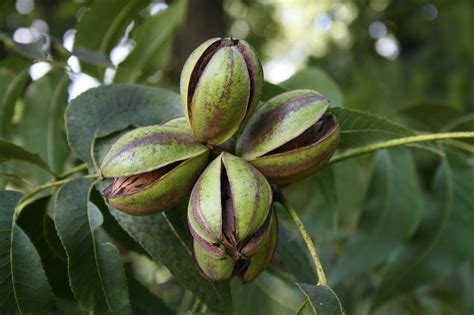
[109,202,232,314]
[297,283,346,315]
[332,107,440,154]
[395,103,462,132]
[114,0,186,83]
[0,139,56,176]
[54,178,132,313]
[261,81,287,102]
[280,67,344,106]
[332,148,421,283]
[297,299,309,315]
[16,196,73,299]
[373,151,474,308]
[232,272,303,315]
[276,224,316,283]
[0,60,30,139]
[95,242,133,314]
[127,274,174,315]
[73,0,151,78]
[90,186,148,256]
[44,212,68,261]
[65,84,182,167]
[0,190,55,313]
[0,33,48,60]
[283,158,366,241]
[93,166,231,313]
[19,69,70,173]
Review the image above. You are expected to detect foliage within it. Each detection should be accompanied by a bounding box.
[0,0,473,314]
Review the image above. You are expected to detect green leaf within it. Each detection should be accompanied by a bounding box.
[232,272,303,315]
[127,274,174,315]
[372,151,474,308]
[261,81,287,102]
[16,196,73,300]
[0,60,30,139]
[19,69,70,174]
[297,283,346,315]
[0,190,56,313]
[90,187,148,256]
[54,178,132,313]
[280,67,344,106]
[276,224,316,283]
[331,148,421,284]
[283,158,366,240]
[0,33,48,60]
[296,299,309,315]
[65,84,182,168]
[114,0,187,83]
[332,107,440,154]
[0,139,56,176]
[95,242,133,314]
[105,191,231,313]
[73,0,151,78]
[394,103,462,132]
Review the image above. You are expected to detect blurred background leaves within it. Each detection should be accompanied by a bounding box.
[0,0,473,314]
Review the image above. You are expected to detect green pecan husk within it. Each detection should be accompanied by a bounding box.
[180,37,263,145]
[236,90,340,184]
[188,152,276,281]
[101,125,209,214]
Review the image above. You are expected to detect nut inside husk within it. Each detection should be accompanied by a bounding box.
[103,160,181,200]
[189,154,273,259]
[192,208,277,282]
[263,112,338,157]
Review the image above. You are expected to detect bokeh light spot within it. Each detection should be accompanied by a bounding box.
[29,62,51,81]
[263,59,296,84]
[16,0,34,15]
[369,21,387,39]
[421,4,438,21]
[314,13,333,32]
[375,35,399,60]
[230,20,250,39]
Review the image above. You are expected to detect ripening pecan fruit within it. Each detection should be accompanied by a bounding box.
[236,90,340,184]
[101,125,209,214]
[180,37,263,145]
[188,152,272,262]
[192,207,277,282]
